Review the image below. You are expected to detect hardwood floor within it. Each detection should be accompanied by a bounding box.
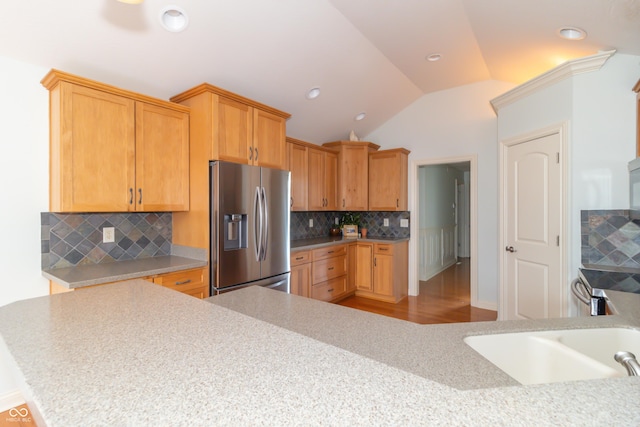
[0,404,37,427]
[337,258,497,324]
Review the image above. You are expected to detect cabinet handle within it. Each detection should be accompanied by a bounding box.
[327,288,334,293]
[175,279,192,286]
[255,148,259,161]
[374,257,377,267]
[343,199,345,208]
[290,197,293,208]
[379,247,388,251]
[249,146,253,160]
[138,188,142,205]
[327,250,334,254]
[397,198,399,208]
[129,188,133,205]
[328,267,334,271]
[295,256,304,261]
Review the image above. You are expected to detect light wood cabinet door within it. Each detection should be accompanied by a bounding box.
[290,250,311,297]
[51,82,136,212]
[215,96,253,165]
[324,151,339,210]
[338,144,370,211]
[308,148,327,210]
[346,243,357,293]
[368,149,410,211]
[135,102,190,211]
[373,253,394,297]
[253,108,287,170]
[355,242,373,291]
[288,141,308,211]
[152,268,207,299]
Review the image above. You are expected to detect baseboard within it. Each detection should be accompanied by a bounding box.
[419,259,457,282]
[472,300,498,312]
[0,390,24,413]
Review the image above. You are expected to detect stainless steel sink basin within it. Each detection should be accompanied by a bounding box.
[464,328,640,385]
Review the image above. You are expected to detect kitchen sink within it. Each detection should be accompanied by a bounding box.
[464,328,640,385]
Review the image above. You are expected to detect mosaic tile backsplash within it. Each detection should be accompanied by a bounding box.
[581,210,640,269]
[42,212,172,269]
[291,211,410,240]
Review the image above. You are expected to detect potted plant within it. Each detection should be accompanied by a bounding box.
[339,212,361,237]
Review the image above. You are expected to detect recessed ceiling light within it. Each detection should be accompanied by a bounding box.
[426,53,442,62]
[306,87,321,100]
[354,112,366,121]
[117,0,144,4]
[159,6,189,33]
[557,27,586,41]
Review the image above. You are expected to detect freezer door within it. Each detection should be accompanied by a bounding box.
[260,167,291,279]
[211,161,261,289]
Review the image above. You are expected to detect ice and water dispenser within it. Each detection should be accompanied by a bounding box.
[224,214,247,250]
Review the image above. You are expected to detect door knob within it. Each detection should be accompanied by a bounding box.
[505,246,517,253]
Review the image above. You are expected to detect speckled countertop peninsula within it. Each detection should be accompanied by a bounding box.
[41,245,207,288]
[1,281,640,426]
[291,236,409,250]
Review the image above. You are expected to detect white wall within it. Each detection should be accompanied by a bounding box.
[0,56,50,399]
[496,53,640,316]
[365,80,516,307]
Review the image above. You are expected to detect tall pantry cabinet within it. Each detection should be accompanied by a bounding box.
[170,83,290,297]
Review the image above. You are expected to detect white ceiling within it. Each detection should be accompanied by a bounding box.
[2,0,639,143]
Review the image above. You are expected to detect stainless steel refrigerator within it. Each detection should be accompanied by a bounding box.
[210,161,290,294]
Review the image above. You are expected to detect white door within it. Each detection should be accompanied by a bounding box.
[503,131,563,320]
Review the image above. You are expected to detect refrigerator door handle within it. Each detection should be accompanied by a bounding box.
[254,186,263,262]
[261,186,269,261]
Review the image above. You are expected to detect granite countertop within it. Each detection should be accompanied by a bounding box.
[291,236,409,250]
[1,280,639,425]
[41,245,207,289]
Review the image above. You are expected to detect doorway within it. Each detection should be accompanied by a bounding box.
[409,155,479,309]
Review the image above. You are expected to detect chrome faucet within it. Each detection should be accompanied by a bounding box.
[614,351,640,376]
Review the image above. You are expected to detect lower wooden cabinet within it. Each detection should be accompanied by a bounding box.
[290,250,311,297]
[355,241,408,303]
[148,268,207,299]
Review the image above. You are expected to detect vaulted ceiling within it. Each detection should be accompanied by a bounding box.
[2,0,639,143]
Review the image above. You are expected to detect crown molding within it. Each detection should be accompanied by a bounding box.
[490,49,616,114]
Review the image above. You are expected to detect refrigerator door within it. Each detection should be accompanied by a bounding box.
[211,161,261,289]
[260,167,291,279]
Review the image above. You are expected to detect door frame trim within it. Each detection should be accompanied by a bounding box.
[409,155,478,308]
[498,121,569,320]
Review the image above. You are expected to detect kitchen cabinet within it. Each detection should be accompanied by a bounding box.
[149,268,207,299]
[287,137,309,211]
[310,244,352,302]
[290,250,311,297]
[368,148,410,211]
[346,242,357,293]
[323,141,380,211]
[355,241,408,303]
[308,146,339,211]
[41,69,190,213]
[170,83,290,170]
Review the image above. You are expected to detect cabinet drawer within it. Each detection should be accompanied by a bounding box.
[312,256,347,284]
[290,250,311,266]
[153,268,205,294]
[374,243,394,255]
[312,244,346,261]
[311,276,346,302]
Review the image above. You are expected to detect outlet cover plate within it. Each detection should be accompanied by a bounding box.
[103,227,115,243]
[400,219,409,228]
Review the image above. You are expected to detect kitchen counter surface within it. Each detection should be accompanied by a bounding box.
[291,235,409,250]
[42,255,207,289]
[1,281,639,426]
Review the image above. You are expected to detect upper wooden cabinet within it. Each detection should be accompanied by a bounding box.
[287,137,309,211]
[368,148,410,211]
[323,141,380,211]
[170,83,290,170]
[42,69,190,213]
[308,146,338,211]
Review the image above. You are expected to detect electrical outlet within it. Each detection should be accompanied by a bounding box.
[309,219,314,228]
[400,219,409,228]
[103,227,115,243]
[335,217,339,225]
[383,218,389,227]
